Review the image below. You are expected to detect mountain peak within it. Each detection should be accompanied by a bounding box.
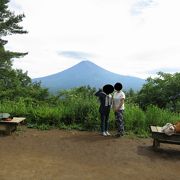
[33,60,145,92]
[73,60,101,70]
[78,60,96,66]
[79,60,91,64]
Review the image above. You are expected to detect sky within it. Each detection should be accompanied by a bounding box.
[6,0,180,79]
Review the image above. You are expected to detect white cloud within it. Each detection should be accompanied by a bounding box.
[131,0,157,15]
[6,0,180,79]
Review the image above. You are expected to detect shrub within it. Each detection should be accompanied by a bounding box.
[124,103,146,134]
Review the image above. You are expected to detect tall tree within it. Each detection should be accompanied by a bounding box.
[0,0,50,101]
[136,72,180,110]
[0,0,28,60]
[0,0,27,94]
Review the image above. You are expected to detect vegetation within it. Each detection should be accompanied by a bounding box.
[0,1,179,137]
[0,87,180,136]
[135,72,180,111]
[0,0,50,103]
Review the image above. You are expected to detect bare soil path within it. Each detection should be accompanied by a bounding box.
[0,127,180,180]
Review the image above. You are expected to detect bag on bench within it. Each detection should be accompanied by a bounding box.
[162,123,175,136]
[175,122,180,133]
[0,113,12,121]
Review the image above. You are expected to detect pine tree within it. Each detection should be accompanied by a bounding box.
[0,0,49,101]
[0,0,28,93]
[0,0,27,64]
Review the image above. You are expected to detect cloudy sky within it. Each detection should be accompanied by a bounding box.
[6,0,180,79]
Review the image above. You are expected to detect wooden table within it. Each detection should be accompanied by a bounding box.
[150,125,180,150]
[0,117,26,135]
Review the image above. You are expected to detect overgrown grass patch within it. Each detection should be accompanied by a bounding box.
[0,97,180,137]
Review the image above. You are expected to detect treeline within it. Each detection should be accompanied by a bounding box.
[126,72,180,112]
[0,0,180,136]
[0,85,180,136]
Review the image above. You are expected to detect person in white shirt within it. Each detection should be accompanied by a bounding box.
[112,82,125,137]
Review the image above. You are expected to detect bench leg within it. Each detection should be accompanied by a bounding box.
[5,126,11,135]
[5,125,17,135]
[153,139,160,150]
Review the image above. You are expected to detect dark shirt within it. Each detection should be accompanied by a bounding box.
[95,90,111,114]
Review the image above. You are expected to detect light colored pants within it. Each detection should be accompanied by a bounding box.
[114,110,124,134]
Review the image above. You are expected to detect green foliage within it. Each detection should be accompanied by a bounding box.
[27,123,50,130]
[136,72,180,111]
[58,123,85,131]
[0,0,27,64]
[0,0,50,103]
[145,105,179,127]
[1,86,180,137]
[125,88,138,104]
[1,0,180,138]
[0,0,27,39]
[124,103,146,134]
[58,86,99,130]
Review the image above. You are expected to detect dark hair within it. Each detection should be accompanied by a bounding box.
[114,82,123,91]
[103,84,114,94]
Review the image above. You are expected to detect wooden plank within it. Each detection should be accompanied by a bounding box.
[150,126,163,133]
[9,117,25,123]
[150,126,157,132]
[156,126,163,132]
[151,125,180,149]
[0,117,25,135]
[0,117,25,124]
[0,122,19,135]
[158,139,180,145]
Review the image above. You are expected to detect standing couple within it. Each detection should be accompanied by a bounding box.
[95,82,125,137]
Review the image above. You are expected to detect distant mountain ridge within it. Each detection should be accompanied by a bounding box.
[33,61,145,92]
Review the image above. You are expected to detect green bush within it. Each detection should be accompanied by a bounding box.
[0,87,180,137]
[124,103,146,134]
[145,105,179,127]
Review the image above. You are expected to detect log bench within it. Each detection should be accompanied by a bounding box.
[150,125,180,150]
[0,117,26,135]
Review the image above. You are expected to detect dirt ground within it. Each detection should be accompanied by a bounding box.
[0,127,180,180]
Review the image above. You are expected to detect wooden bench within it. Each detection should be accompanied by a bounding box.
[150,126,180,150]
[0,117,26,135]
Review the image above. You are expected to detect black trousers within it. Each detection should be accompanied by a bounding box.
[100,108,110,132]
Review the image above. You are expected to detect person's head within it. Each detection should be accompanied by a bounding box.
[114,82,123,91]
[103,84,114,95]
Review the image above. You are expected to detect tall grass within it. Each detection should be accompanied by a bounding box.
[145,105,179,126]
[124,103,146,134]
[0,98,179,135]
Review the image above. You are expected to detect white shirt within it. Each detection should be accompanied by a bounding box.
[113,91,125,110]
[105,94,112,106]
[101,92,112,106]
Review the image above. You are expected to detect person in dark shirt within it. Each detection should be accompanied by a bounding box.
[95,84,114,136]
